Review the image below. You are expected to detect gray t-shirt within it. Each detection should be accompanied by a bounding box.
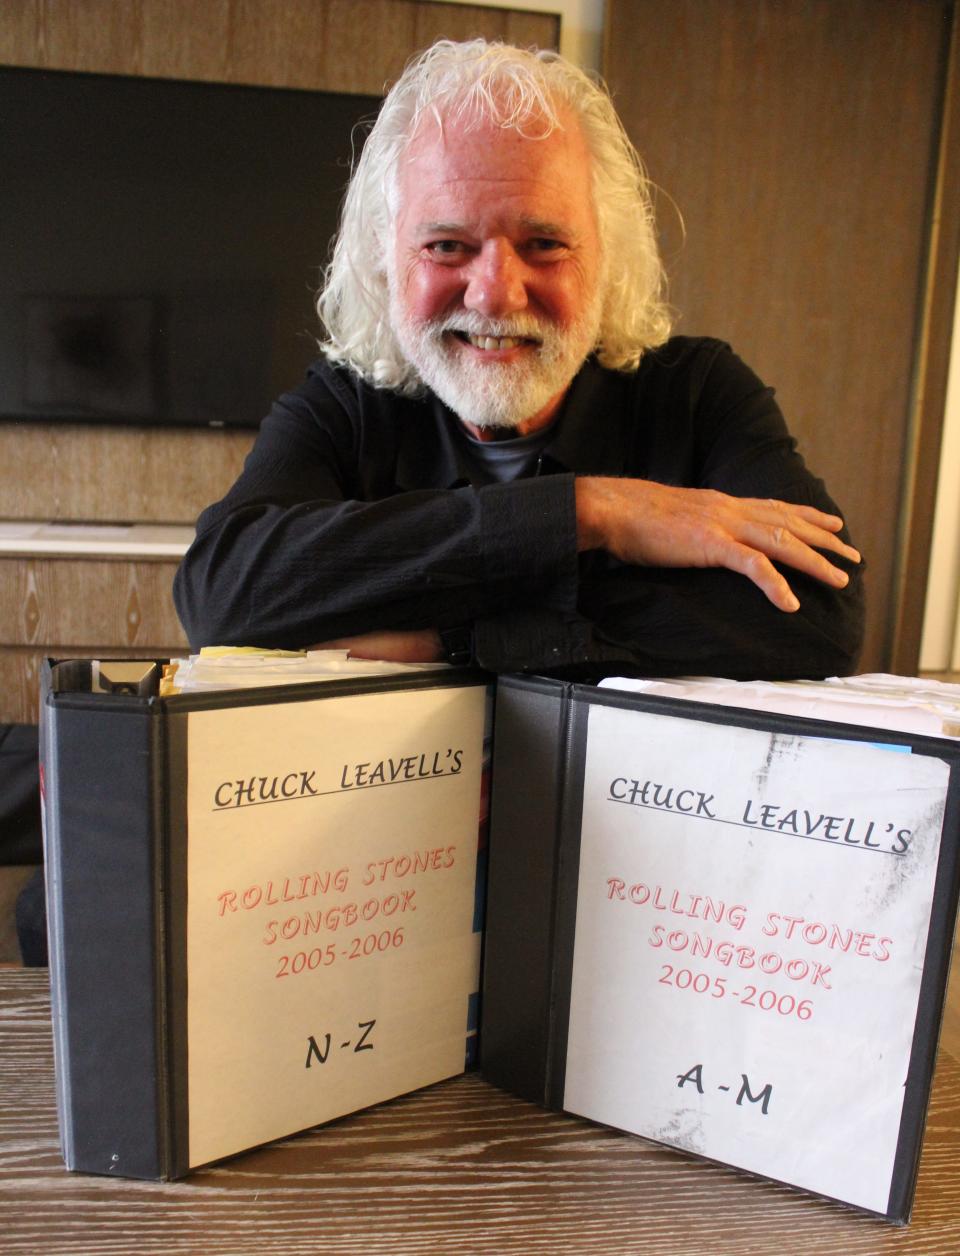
[454,422,556,484]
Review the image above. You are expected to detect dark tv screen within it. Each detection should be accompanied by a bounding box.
[1,67,380,428]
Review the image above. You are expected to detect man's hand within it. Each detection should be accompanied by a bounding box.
[575,477,860,612]
[310,628,445,663]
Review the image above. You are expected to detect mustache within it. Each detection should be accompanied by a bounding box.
[427,311,550,342]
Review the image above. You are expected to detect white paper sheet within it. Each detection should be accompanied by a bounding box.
[563,704,949,1213]
[168,649,448,691]
[599,673,960,739]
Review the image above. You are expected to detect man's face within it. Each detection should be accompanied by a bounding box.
[388,108,602,435]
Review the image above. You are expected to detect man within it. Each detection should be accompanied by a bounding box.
[174,39,862,678]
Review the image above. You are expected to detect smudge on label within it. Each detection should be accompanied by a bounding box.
[651,1110,707,1155]
[753,733,802,793]
[865,795,946,916]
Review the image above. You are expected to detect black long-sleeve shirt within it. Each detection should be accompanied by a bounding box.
[174,337,864,679]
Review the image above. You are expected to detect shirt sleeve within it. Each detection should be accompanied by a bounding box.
[173,370,580,650]
[470,561,863,680]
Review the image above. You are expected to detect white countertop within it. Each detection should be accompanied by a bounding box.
[0,521,194,558]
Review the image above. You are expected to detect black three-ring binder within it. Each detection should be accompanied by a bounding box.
[482,674,960,1222]
[41,659,489,1180]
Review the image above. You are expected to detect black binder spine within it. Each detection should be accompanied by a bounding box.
[482,675,573,1104]
[43,691,175,1179]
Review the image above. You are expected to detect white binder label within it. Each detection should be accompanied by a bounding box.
[564,706,948,1213]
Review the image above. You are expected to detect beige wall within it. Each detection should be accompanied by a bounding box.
[921,259,960,671]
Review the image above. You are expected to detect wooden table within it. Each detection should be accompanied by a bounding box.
[2,970,959,1255]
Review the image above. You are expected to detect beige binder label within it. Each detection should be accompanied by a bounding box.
[185,684,486,1167]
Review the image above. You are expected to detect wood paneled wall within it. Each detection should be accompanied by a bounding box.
[0,0,556,92]
[0,557,188,724]
[605,0,959,674]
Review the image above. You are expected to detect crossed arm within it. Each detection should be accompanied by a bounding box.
[317,478,861,662]
[175,345,864,677]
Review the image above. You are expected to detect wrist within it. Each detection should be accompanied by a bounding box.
[574,477,607,553]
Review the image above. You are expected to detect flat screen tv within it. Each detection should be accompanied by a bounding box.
[1,67,380,428]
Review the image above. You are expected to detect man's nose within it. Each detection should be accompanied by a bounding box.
[463,239,528,317]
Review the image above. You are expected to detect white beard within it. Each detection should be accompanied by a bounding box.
[388,293,602,431]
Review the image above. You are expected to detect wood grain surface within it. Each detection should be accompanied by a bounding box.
[0,556,187,722]
[0,0,559,94]
[604,0,956,674]
[0,559,186,648]
[0,558,186,649]
[0,425,254,526]
[2,970,960,1255]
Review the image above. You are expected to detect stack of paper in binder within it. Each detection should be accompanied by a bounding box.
[41,652,490,1180]
[481,672,960,1222]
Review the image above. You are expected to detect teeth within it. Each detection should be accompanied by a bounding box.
[466,334,520,351]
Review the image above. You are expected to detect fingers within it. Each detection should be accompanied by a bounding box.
[733,500,860,599]
[723,543,801,612]
[771,500,843,531]
[740,519,853,589]
[702,496,861,611]
[574,477,861,612]
[758,500,861,565]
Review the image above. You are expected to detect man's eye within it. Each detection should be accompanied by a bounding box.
[425,240,466,257]
[526,238,566,256]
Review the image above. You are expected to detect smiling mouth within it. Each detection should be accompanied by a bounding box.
[451,331,540,352]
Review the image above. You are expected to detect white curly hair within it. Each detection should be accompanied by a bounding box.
[316,38,672,392]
